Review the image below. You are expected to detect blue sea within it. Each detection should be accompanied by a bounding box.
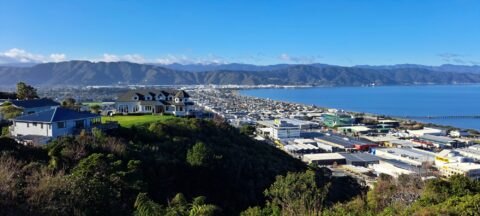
[240,85,480,130]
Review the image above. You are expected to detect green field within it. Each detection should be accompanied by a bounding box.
[101,115,176,127]
[82,102,103,107]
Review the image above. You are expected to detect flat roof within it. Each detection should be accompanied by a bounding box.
[303,153,345,161]
[442,163,480,171]
[375,147,436,162]
[340,152,380,163]
[419,134,455,143]
[315,134,373,148]
[339,126,372,132]
[361,135,400,143]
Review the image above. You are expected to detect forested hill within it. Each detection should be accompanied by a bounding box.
[0,117,364,215]
[1,61,480,86]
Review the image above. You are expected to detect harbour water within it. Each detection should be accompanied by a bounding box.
[240,85,480,130]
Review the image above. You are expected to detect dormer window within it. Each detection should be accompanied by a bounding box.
[146,96,151,100]
[175,98,180,103]
[168,96,172,101]
[133,96,139,100]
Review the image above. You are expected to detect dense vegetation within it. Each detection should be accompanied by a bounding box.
[1,117,479,215]
[2,61,480,86]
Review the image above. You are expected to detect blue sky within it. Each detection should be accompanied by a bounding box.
[1,0,479,66]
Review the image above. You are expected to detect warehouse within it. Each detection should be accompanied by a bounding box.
[439,163,480,180]
[372,147,436,166]
[302,153,346,165]
[418,134,464,148]
[314,133,377,151]
[340,152,380,167]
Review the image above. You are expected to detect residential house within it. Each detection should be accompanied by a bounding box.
[4,98,60,115]
[115,89,194,116]
[10,107,101,143]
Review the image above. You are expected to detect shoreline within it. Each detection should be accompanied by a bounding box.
[235,87,480,133]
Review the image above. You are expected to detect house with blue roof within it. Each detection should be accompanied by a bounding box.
[10,107,101,140]
[8,98,60,115]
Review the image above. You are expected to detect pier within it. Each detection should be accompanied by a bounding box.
[394,115,480,120]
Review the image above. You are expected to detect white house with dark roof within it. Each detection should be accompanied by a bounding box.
[115,89,194,116]
[10,107,101,140]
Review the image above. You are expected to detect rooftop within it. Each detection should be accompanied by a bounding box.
[315,133,373,149]
[9,98,60,109]
[13,107,99,123]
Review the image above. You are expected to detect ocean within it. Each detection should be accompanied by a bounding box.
[239,84,480,130]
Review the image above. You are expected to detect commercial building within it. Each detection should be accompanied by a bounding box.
[340,152,380,167]
[338,126,373,135]
[315,133,377,151]
[369,160,416,178]
[418,134,463,148]
[321,113,355,128]
[408,127,446,137]
[435,150,474,166]
[372,147,436,166]
[302,153,346,165]
[439,163,480,180]
[257,119,301,140]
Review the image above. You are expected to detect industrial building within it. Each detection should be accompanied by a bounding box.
[321,113,355,128]
[439,163,480,180]
[372,147,436,166]
[314,133,377,151]
[418,134,463,148]
[257,119,301,140]
[302,153,346,165]
[340,152,380,167]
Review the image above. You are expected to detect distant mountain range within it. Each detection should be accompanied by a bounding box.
[1,61,480,86]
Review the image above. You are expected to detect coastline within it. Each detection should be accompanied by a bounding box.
[236,85,480,133]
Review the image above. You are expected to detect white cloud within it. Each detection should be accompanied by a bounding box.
[0,48,67,64]
[49,53,67,62]
[96,53,146,63]
[155,54,227,65]
[279,53,322,64]
[0,48,229,65]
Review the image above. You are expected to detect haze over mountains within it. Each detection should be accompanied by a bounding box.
[1,61,480,87]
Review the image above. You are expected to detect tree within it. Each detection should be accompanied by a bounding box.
[240,125,255,136]
[264,170,330,215]
[186,142,212,167]
[90,104,101,114]
[134,193,165,216]
[0,102,23,119]
[16,82,38,100]
[61,98,77,109]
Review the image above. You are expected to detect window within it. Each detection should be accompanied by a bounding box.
[175,98,180,102]
[133,105,139,112]
[179,107,183,111]
[57,122,65,128]
[33,122,37,127]
[145,106,152,111]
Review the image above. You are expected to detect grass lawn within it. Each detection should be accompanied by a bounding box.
[82,102,103,107]
[101,114,176,128]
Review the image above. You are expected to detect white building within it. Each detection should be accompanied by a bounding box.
[439,163,480,180]
[115,89,194,116]
[408,127,446,137]
[10,107,101,140]
[373,147,436,166]
[257,119,301,140]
